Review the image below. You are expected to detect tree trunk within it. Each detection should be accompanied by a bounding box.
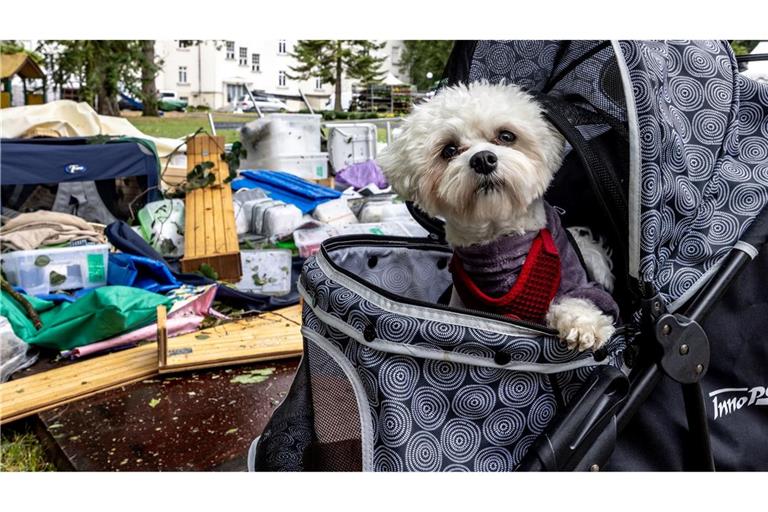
[97,85,120,116]
[335,42,343,112]
[141,40,159,117]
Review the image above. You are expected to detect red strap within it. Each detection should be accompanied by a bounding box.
[450,229,561,323]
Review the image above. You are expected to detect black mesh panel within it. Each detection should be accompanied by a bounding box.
[304,341,363,471]
[254,353,315,471]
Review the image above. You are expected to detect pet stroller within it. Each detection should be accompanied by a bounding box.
[251,40,768,471]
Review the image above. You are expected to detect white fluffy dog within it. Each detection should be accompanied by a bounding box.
[378,82,617,351]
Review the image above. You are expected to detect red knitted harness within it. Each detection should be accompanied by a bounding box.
[449,229,561,323]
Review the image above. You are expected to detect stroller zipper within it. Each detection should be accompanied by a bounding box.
[320,234,558,336]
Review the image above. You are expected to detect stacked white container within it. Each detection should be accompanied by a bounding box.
[240,114,329,180]
[326,123,378,172]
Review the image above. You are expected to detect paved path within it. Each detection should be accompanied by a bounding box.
[35,359,300,471]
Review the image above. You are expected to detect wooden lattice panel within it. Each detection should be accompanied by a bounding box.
[0,305,303,424]
[180,135,242,281]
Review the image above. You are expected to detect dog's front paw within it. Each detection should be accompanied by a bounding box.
[545,298,615,352]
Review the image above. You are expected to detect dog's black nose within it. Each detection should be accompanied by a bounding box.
[469,151,498,175]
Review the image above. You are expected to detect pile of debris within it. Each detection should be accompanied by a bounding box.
[0,101,423,427]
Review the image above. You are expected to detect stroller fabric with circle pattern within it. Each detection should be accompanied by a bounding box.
[252,40,768,471]
[255,237,627,471]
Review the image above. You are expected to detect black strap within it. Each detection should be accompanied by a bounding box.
[406,201,446,241]
[557,93,629,142]
[535,94,629,256]
[441,41,478,87]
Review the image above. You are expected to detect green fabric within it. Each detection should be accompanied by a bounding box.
[1,286,172,351]
[0,293,56,341]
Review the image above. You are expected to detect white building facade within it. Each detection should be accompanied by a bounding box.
[154,39,408,111]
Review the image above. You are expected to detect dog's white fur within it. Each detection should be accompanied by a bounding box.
[378,82,563,246]
[567,226,616,293]
[378,82,615,351]
[545,298,616,351]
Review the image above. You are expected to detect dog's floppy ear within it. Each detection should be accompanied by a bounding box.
[541,123,566,176]
[377,131,420,202]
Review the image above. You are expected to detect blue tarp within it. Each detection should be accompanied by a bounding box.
[104,220,302,312]
[1,137,160,199]
[231,170,341,214]
[13,286,94,303]
[108,253,181,294]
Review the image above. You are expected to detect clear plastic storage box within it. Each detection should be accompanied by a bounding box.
[293,225,340,258]
[0,244,111,296]
[340,221,429,238]
[233,249,292,296]
[252,153,329,180]
[293,221,430,258]
[326,123,378,171]
[264,114,322,154]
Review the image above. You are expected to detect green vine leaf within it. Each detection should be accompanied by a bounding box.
[197,263,219,280]
[49,271,67,286]
[221,141,245,184]
[34,255,51,267]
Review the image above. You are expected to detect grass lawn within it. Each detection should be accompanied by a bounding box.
[127,112,395,146]
[0,428,56,472]
[126,112,261,144]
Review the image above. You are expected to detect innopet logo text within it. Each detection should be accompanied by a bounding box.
[709,387,768,420]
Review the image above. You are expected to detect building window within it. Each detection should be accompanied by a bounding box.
[278,70,287,87]
[315,78,323,90]
[225,41,235,60]
[239,47,248,66]
[178,66,188,84]
[251,54,260,72]
[226,84,246,103]
[278,40,287,55]
[391,45,400,64]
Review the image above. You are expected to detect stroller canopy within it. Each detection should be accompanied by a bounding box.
[463,40,768,311]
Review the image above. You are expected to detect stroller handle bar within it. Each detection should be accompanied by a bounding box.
[739,205,768,253]
[736,53,768,63]
[518,204,768,472]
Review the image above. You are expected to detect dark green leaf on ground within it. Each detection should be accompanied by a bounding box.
[34,255,51,267]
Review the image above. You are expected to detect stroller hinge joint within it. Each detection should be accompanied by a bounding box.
[654,313,710,384]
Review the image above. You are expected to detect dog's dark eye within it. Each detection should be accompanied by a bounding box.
[441,143,459,159]
[497,130,517,144]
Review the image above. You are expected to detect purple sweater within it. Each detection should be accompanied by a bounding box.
[452,203,619,320]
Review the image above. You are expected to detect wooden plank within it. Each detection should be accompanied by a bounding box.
[192,184,203,265]
[221,188,238,254]
[203,183,215,255]
[160,304,303,374]
[212,177,225,253]
[0,344,158,425]
[0,305,303,424]
[157,305,168,369]
[181,134,242,281]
